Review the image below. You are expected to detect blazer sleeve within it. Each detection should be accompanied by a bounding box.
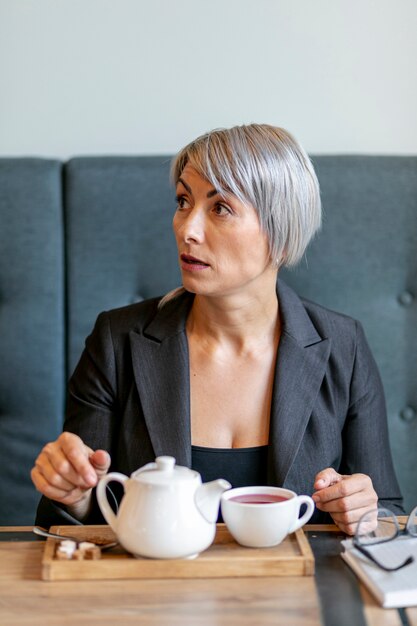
[339,321,404,514]
[65,311,119,451]
[35,312,119,527]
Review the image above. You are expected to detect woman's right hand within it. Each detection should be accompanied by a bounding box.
[31,432,111,515]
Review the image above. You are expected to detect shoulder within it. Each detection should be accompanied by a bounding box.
[80,297,163,362]
[301,297,359,336]
[278,279,361,345]
[281,286,381,397]
[301,297,371,362]
[96,297,162,334]
[278,280,373,378]
[297,296,377,381]
[89,290,193,344]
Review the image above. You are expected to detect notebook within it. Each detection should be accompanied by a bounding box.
[341,536,417,608]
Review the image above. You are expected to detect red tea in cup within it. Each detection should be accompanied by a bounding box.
[221,486,315,547]
[229,494,289,504]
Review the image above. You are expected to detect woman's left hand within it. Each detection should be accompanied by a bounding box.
[312,467,378,535]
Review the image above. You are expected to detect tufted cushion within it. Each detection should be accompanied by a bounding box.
[282,155,417,512]
[0,159,64,524]
[65,157,181,374]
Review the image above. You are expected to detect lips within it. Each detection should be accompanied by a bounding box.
[180,253,210,267]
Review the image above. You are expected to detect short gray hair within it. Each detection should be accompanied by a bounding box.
[172,123,321,266]
[159,124,321,307]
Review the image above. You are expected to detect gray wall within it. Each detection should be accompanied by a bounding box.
[1,0,416,158]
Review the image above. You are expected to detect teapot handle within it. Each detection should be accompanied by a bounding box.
[96,472,128,531]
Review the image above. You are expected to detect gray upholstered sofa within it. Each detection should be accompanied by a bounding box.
[1,155,416,525]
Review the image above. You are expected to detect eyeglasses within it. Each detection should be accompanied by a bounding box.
[353,506,417,572]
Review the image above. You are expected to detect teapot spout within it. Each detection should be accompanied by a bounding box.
[195,479,231,523]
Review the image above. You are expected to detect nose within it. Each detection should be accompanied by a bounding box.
[179,208,205,244]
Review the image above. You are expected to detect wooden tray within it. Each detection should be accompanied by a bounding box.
[41,524,314,581]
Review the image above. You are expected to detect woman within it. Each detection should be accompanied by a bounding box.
[32,124,403,533]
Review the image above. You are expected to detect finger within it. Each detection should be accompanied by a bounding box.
[34,455,76,492]
[331,506,376,526]
[316,489,377,514]
[41,440,92,489]
[89,450,111,477]
[41,443,89,487]
[31,466,86,504]
[314,467,343,490]
[330,506,377,536]
[58,432,98,486]
[332,519,358,536]
[32,454,90,500]
[313,474,375,506]
[314,475,378,516]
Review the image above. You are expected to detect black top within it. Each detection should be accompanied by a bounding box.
[192,445,269,485]
[192,445,269,522]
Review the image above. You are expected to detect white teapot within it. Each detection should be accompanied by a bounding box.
[96,456,231,559]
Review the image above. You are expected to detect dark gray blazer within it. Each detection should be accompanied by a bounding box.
[36,280,403,527]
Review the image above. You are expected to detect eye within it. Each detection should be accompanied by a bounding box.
[213,202,232,217]
[175,194,190,210]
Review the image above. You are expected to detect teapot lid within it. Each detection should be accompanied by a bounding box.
[132,456,199,485]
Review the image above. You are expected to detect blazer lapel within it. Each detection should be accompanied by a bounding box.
[128,283,330,483]
[268,281,331,485]
[129,294,194,468]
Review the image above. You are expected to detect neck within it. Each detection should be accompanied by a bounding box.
[187,284,280,356]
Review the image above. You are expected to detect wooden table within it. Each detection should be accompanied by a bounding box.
[1,525,416,626]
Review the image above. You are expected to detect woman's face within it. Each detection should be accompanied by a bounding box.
[173,165,276,299]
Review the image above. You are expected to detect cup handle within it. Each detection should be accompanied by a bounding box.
[288,495,315,533]
[96,472,128,531]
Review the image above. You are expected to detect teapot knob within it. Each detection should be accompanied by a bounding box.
[155,456,175,472]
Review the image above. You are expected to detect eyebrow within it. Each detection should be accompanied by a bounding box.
[177,177,219,198]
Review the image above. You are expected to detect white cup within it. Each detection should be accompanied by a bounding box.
[221,486,315,548]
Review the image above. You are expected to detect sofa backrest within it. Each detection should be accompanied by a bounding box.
[0,155,416,524]
[281,156,417,513]
[0,159,65,524]
[65,157,180,374]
